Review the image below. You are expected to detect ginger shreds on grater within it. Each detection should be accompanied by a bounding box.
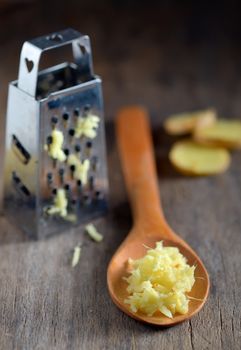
[44,129,66,161]
[46,188,68,217]
[75,115,100,139]
[67,154,90,185]
[71,245,82,267]
[85,224,103,242]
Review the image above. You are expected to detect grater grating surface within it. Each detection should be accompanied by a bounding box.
[4,29,108,239]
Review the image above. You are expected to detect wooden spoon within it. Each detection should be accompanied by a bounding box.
[107,106,210,326]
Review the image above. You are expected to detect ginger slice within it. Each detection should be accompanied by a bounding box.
[194,119,241,149]
[169,140,230,176]
[164,108,217,135]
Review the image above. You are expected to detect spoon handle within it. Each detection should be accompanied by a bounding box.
[116,106,167,229]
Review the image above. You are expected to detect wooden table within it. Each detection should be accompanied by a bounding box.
[0,2,240,349]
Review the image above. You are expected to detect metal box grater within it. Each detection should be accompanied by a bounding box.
[3,28,108,239]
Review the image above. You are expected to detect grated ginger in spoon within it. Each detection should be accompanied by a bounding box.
[124,241,195,318]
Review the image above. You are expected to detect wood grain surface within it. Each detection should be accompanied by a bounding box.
[0,2,240,349]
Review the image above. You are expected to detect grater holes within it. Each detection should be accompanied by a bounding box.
[64,183,70,191]
[64,148,70,157]
[12,134,31,165]
[47,172,53,180]
[83,104,91,118]
[95,190,100,198]
[62,112,69,128]
[12,171,21,184]
[83,193,91,205]
[47,172,53,187]
[46,135,53,145]
[52,188,57,195]
[58,168,65,184]
[59,168,65,175]
[88,175,94,191]
[75,144,81,153]
[70,165,75,179]
[44,102,103,220]
[83,104,91,116]
[62,112,69,121]
[68,129,75,137]
[12,172,31,197]
[77,180,82,187]
[51,116,58,126]
[74,108,80,117]
[91,156,98,171]
[95,190,104,200]
[20,185,31,197]
[85,141,92,156]
[84,104,91,111]
[86,141,92,148]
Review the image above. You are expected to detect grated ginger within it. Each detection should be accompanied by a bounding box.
[71,245,82,267]
[75,114,100,139]
[85,224,103,242]
[44,129,66,162]
[46,188,68,218]
[67,154,90,185]
[124,241,195,318]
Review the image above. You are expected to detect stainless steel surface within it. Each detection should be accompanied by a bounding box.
[4,29,108,239]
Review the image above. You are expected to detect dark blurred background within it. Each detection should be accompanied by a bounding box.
[0,0,241,122]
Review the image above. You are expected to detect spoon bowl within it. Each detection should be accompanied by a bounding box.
[107,106,210,326]
[108,231,209,326]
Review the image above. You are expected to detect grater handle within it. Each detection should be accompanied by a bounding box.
[18,28,94,97]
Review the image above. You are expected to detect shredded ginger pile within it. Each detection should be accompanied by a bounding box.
[124,241,195,318]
